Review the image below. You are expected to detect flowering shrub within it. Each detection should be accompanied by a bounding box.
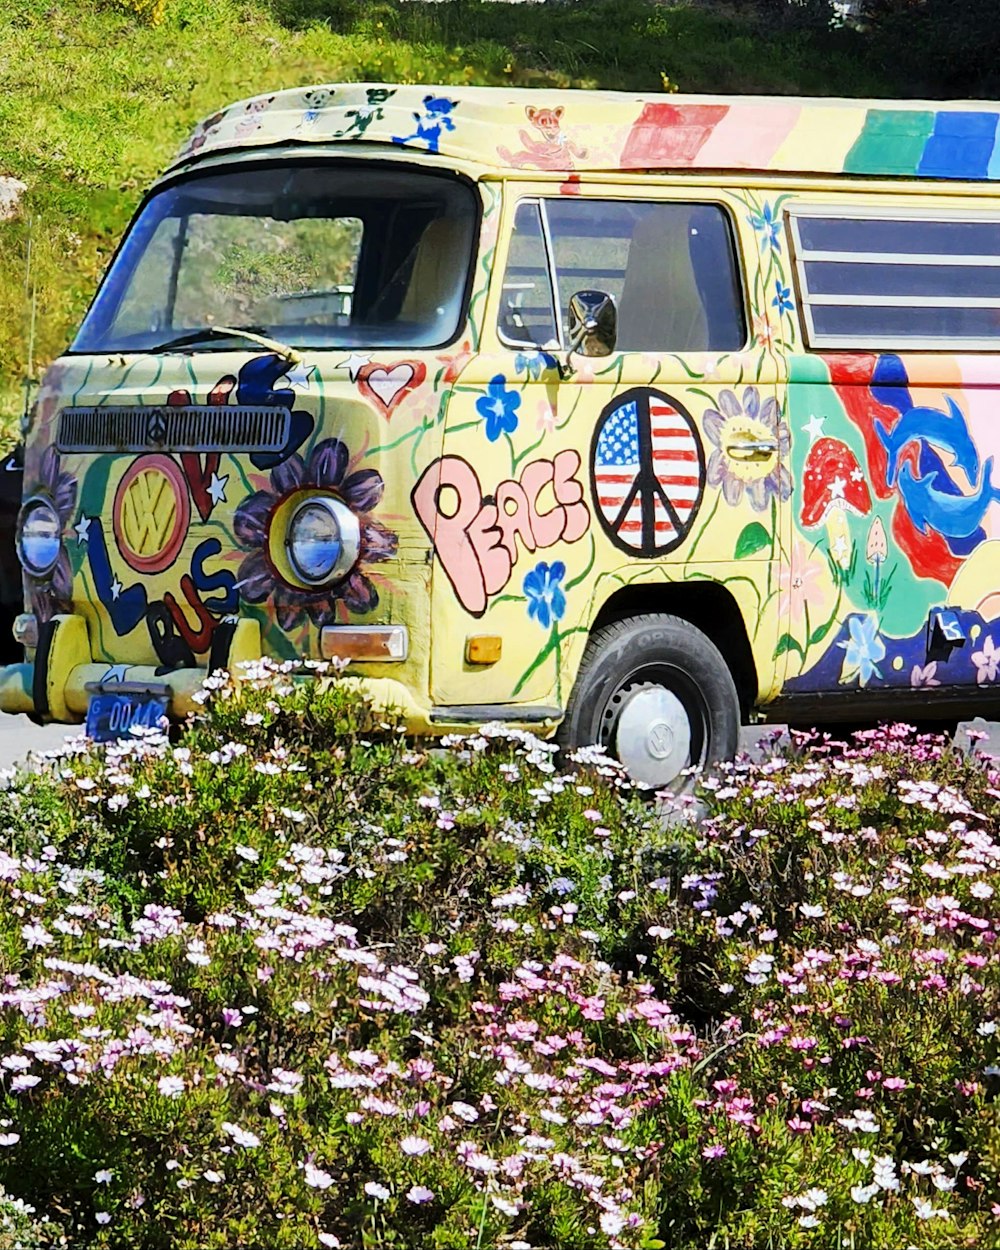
[0,670,997,1247]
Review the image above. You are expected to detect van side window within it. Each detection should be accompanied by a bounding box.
[498,198,745,353]
[790,210,1000,349]
[498,201,560,349]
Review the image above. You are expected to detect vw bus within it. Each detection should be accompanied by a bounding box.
[8,83,1000,785]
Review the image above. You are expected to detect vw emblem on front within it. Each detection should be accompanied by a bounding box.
[146,408,168,445]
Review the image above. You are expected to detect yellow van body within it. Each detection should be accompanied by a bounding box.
[9,83,1000,783]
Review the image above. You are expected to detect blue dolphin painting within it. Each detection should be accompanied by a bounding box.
[875,395,980,489]
[898,457,1000,539]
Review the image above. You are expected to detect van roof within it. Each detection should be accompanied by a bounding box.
[175,83,1000,183]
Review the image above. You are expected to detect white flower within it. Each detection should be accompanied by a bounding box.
[365,1181,390,1200]
[450,1101,479,1122]
[221,1122,260,1149]
[235,845,260,862]
[400,1136,431,1156]
[95,1212,111,1225]
[94,1169,113,1184]
[203,1170,223,1183]
[304,1163,334,1189]
[799,904,825,919]
[851,1184,878,1204]
[157,1076,184,1099]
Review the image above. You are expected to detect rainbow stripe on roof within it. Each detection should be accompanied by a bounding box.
[174,84,1000,182]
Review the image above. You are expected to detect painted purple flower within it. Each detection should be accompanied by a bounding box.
[234,439,397,630]
[22,446,77,623]
[704,387,791,513]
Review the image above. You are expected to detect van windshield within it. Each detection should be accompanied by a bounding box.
[72,163,478,354]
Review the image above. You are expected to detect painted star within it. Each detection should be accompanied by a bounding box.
[207,472,229,506]
[803,413,825,440]
[110,577,123,601]
[828,476,846,500]
[336,352,371,381]
[276,362,314,390]
[74,515,91,545]
[102,663,129,684]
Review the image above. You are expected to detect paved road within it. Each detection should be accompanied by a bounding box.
[1,714,1000,773]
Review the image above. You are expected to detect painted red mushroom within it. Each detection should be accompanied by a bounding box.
[800,437,872,527]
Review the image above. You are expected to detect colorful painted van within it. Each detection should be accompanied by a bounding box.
[9,83,1000,783]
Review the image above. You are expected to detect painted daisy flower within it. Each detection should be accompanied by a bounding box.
[234,439,397,630]
[703,387,791,513]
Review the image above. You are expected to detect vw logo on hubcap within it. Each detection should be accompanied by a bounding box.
[647,720,675,760]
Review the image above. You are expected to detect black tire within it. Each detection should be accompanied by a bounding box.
[558,613,740,788]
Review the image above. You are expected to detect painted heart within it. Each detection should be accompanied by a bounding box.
[358,360,427,418]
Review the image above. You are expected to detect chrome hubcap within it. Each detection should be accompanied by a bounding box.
[614,685,692,788]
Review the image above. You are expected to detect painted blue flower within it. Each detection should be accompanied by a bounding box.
[749,203,782,253]
[523,560,566,630]
[838,614,885,686]
[476,375,521,442]
[514,350,559,380]
[772,281,794,316]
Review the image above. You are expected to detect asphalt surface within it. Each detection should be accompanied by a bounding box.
[1,714,1000,772]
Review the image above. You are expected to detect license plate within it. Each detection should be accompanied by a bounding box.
[85,692,169,743]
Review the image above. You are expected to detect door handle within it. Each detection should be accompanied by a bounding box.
[726,438,778,462]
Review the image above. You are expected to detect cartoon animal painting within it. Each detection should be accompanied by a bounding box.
[498,106,588,171]
[234,96,275,141]
[298,88,335,130]
[333,88,397,139]
[392,96,458,154]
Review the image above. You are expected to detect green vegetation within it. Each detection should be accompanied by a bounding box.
[0,668,997,1246]
[0,0,911,431]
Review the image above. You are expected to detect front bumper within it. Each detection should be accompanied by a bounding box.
[0,614,438,732]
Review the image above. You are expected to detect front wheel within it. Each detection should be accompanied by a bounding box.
[558,614,740,789]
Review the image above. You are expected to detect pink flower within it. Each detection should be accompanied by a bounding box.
[406,1185,434,1204]
[786,1117,812,1133]
[911,662,940,689]
[702,1144,726,1158]
[973,635,1000,684]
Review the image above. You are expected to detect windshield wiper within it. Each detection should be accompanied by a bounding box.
[149,325,302,364]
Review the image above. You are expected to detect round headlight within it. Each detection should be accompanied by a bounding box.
[16,498,62,577]
[285,496,361,587]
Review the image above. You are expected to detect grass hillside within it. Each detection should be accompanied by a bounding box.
[0,0,897,430]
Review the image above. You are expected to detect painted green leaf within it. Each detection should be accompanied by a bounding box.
[734,522,770,560]
[773,632,805,660]
[809,621,833,647]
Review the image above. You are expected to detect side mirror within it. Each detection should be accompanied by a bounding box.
[562,289,617,378]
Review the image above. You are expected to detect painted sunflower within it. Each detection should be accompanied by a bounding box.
[24,446,78,623]
[703,386,791,513]
[234,439,397,631]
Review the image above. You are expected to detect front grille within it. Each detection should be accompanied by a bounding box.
[56,405,291,454]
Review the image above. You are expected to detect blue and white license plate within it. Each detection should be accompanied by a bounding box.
[85,693,169,743]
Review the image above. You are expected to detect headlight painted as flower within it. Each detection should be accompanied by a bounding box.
[285,496,361,587]
[16,497,62,577]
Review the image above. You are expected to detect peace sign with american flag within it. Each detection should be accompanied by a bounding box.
[590,388,705,557]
